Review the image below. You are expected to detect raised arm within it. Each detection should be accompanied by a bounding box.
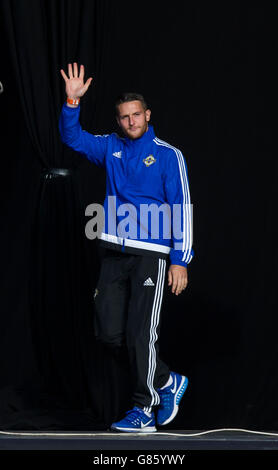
[59,62,108,167]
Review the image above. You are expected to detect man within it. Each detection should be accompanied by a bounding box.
[59,63,193,433]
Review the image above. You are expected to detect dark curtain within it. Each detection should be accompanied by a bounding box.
[1,2,278,431]
[0,0,129,430]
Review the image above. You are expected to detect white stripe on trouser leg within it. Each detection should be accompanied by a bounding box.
[146,258,166,407]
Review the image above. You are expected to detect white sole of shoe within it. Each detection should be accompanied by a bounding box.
[110,425,157,433]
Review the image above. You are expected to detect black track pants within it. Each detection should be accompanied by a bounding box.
[93,248,170,410]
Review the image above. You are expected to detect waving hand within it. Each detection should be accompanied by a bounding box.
[60,62,93,99]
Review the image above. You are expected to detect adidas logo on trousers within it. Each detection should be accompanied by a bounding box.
[143,277,155,286]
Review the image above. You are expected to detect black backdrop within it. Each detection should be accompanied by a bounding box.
[0,1,277,430]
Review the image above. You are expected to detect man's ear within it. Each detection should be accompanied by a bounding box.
[116,115,120,127]
[146,109,151,122]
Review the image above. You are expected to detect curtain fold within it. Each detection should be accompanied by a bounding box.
[0,0,127,429]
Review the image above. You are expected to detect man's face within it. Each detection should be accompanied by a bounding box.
[116,100,151,140]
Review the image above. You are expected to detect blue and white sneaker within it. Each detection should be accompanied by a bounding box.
[156,372,189,426]
[111,406,157,433]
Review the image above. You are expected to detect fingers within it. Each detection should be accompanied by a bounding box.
[178,274,188,294]
[173,278,186,295]
[63,63,90,82]
[171,273,178,294]
[68,62,83,78]
[178,276,187,295]
[68,63,73,79]
[168,269,173,287]
[169,270,188,295]
[84,77,93,90]
[65,63,90,80]
[173,276,185,295]
[60,69,68,82]
[79,64,84,80]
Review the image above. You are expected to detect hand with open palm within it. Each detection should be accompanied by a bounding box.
[60,62,93,99]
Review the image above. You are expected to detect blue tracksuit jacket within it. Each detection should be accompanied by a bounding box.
[59,102,194,267]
